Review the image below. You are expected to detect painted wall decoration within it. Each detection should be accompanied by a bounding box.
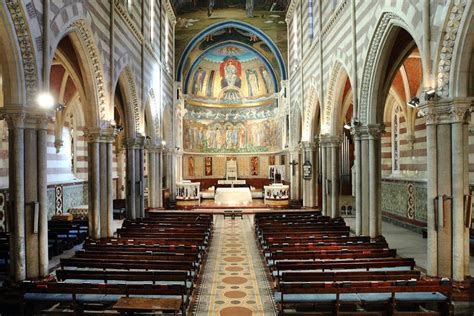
[251,156,259,176]
[205,157,213,176]
[185,44,277,107]
[183,117,282,153]
[188,156,195,177]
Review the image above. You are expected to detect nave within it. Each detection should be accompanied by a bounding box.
[0,209,463,316]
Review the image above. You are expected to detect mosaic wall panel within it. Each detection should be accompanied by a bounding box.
[381,179,427,223]
[47,183,88,219]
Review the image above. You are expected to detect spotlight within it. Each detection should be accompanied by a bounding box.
[145,136,151,140]
[343,123,351,130]
[425,89,436,100]
[37,92,55,109]
[55,103,65,112]
[407,97,420,108]
[161,140,167,146]
[116,125,124,132]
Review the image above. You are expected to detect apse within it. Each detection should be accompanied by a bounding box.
[180,24,286,154]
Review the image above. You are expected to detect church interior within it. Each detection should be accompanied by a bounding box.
[0,0,473,315]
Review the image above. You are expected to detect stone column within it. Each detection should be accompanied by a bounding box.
[301,141,318,208]
[1,108,52,281]
[351,127,363,235]
[328,137,341,218]
[360,128,370,235]
[419,98,472,280]
[289,148,301,201]
[85,127,117,239]
[320,140,328,216]
[368,124,384,238]
[125,136,145,219]
[37,117,49,277]
[450,101,471,281]
[424,109,438,276]
[145,143,163,209]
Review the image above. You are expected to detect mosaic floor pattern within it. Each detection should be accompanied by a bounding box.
[194,215,276,315]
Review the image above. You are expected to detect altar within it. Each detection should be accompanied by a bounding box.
[214,187,252,206]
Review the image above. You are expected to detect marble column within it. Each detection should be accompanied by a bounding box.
[301,141,318,208]
[328,137,341,218]
[360,128,370,235]
[419,98,472,280]
[450,101,471,281]
[85,127,117,239]
[1,108,52,281]
[145,143,163,209]
[125,136,145,219]
[320,140,328,216]
[351,127,363,235]
[289,148,301,201]
[368,124,384,238]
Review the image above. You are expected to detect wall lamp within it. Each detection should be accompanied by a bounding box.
[55,103,65,112]
[407,97,420,108]
[115,125,124,132]
[425,89,436,100]
[344,119,360,130]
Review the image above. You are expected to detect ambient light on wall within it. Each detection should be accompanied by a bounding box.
[37,92,55,109]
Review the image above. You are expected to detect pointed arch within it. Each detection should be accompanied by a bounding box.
[115,65,141,138]
[358,12,426,125]
[302,78,320,141]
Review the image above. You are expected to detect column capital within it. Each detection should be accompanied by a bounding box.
[145,143,164,153]
[0,106,53,129]
[418,97,473,125]
[319,134,341,147]
[84,127,118,143]
[300,140,318,151]
[123,135,146,149]
[367,124,385,140]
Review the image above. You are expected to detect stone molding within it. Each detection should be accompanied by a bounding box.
[436,0,467,97]
[123,136,145,149]
[6,0,39,104]
[418,98,472,125]
[69,20,108,125]
[0,107,53,130]
[359,12,402,124]
[300,141,318,152]
[367,123,385,140]
[319,135,341,147]
[84,127,118,143]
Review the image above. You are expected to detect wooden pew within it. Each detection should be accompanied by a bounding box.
[22,281,188,315]
[276,279,451,316]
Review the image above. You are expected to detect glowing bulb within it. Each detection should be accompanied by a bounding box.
[161,140,167,146]
[37,92,55,109]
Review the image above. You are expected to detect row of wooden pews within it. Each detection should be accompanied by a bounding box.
[21,212,212,315]
[255,212,452,315]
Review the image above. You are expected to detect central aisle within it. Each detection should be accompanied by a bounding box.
[194,215,276,315]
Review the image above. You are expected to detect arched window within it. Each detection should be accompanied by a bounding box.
[392,105,401,173]
[308,0,314,39]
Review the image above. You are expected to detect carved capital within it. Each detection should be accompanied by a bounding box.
[123,135,145,149]
[84,127,118,143]
[367,124,385,140]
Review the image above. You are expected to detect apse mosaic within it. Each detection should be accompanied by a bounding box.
[185,43,276,108]
[183,118,282,153]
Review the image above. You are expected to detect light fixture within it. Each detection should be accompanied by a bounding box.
[407,97,420,108]
[55,103,65,112]
[116,125,124,132]
[37,92,55,109]
[425,89,436,100]
[161,140,166,146]
[343,123,351,130]
[145,136,151,140]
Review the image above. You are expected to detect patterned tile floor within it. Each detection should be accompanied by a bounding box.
[194,215,276,316]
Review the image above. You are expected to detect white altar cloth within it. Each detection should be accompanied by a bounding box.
[214,187,252,205]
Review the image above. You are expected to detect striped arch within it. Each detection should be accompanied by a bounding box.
[144,88,161,143]
[323,59,352,136]
[302,78,320,142]
[358,11,425,125]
